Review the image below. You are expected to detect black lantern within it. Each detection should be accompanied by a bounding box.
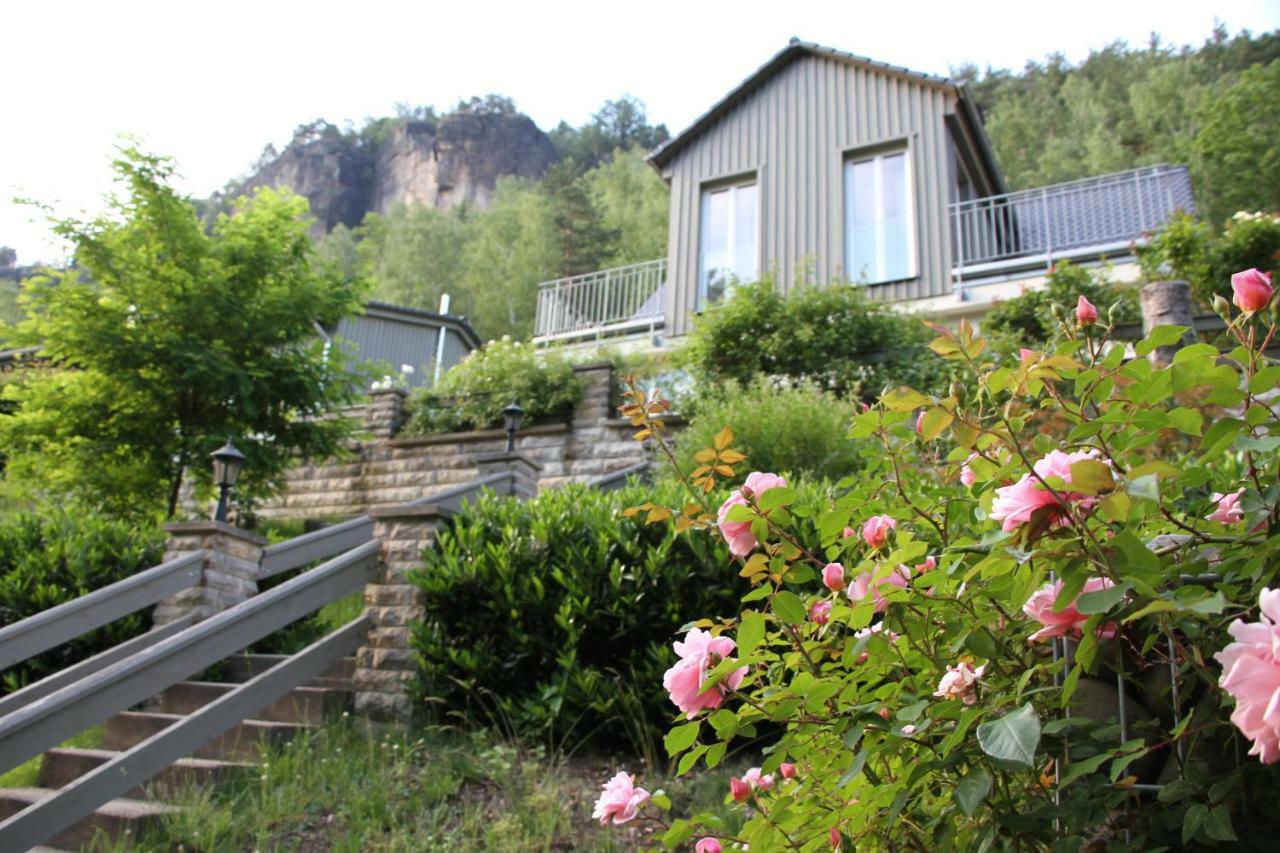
[211,439,247,523]
[502,403,525,453]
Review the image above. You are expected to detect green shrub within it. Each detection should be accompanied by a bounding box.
[1138,210,1280,306]
[0,510,164,692]
[408,480,748,758]
[982,260,1140,346]
[680,279,953,400]
[671,380,865,483]
[403,337,583,435]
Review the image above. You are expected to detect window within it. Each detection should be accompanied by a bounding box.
[844,149,915,284]
[699,180,758,305]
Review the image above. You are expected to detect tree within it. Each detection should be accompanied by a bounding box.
[1194,60,1280,223]
[542,161,618,278]
[549,95,669,170]
[458,178,560,339]
[353,205,472,314]
[0,148,369,519]
[583,146,670,265]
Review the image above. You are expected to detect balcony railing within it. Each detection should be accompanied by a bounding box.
[534,258,666,343]
[950,164,1195,280]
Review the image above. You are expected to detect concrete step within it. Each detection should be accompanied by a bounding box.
[0,787,175,849]
[225,654,355,688]
[147,680,352,725]
[38,747,251,798]
[104,710,307,761]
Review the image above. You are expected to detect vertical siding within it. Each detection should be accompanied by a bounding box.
[334,315,475,388]
[664,55,960,336]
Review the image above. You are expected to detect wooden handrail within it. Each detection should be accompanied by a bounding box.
[0,540,379,775]
[260,514,375,579]
[0,615,371,853]
[0,551,204,672]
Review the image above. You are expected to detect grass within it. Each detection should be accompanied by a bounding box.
[110,720,741,852]
[0,724,104,789]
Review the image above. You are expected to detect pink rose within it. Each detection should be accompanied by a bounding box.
[915,411,925,435]
[742,767,774,790]
[1021,577,1119,642]
[716,472,788,556]
[822,562,846,592]
[1075,294,1098,325]
[592,771,650,825]
[861,514,897,549]
[1019,348,1038,364]
[848,563,911,613]
[779,762,797,779]
[1208,489,1246,525]
[989,448,1100,533]
[960,453,978,487]
[933,661,985,705]
[730,776,751,802]
[901,724,917,736]
[1215,588,1280,763]
[830,826,843,849]
[1232,268,1274,314]
[696,840,723,853]
[809,600,832,625]
[854,623,900,643]
[842,526,856,539]
[662,628,747,719]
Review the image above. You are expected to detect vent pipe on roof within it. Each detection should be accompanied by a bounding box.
[433,293,451,387]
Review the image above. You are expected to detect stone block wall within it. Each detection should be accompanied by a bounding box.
[153,521,266,625]
[258,363,666,520]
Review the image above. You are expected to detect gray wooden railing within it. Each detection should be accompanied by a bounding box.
[0,540,379,851]
[0,551,204,672]
[587,462,650,492]
[260,514,376,579]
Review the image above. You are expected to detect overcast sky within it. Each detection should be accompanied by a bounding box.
[3,0,1277,264]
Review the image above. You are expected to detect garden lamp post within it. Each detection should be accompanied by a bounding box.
[211,439,247,523]
[502,403,525,453]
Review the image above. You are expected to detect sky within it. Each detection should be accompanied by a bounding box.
[3,0,1277,264]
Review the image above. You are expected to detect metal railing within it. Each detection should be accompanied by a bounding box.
[950,164,1195,280]
[533,258,666,342]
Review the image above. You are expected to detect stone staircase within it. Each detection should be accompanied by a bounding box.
[0,654,355,851]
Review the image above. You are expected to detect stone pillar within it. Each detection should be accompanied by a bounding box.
[352,505,442,723]
[1140,280,1196,367]
[365,388,408,439]
[475,450,542,499]
[153,521,266,625]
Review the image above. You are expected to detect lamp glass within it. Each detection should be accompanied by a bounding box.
[211,440,247,488]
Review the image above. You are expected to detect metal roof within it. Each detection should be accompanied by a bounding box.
[647,38,1001,186]
[358,301,482,349]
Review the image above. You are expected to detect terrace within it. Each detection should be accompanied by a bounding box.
[531,164,1195,344]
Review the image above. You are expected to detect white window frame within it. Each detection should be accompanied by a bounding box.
[697,177,759,307]
[843,146,917,285]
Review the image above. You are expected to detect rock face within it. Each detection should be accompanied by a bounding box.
[372,114,556,212]
[240,113,557,236]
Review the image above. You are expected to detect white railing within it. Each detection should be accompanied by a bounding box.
[950,164,1195,279]
[534,258,666,342]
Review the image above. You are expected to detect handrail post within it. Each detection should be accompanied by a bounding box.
[153,521,266,626]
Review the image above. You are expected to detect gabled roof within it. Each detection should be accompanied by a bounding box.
[647,38,1005,192]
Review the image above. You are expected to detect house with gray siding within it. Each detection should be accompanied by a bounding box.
[533,39,1194,349]
[333,301,480,388]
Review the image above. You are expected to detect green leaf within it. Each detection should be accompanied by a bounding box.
[662,819,694,848]
[1168,407,1203,436]
[1183,803,1208,845]
[1069,459,1114,495]
[708,709,738,741]
[723,503,755,523]
[954,767,991,816]
[757,487,797,511]
[1124,473,1160,502]
[705,741,727,768]
[1204,805,1237,841]
[1124,598,1177,623]
[1058,751,1113,787]
[772,590,806,625]
[881,386,932,412]
[737,610,766,658]
[976,703,1041,770]
[1135,325,1190,356]
[1250,365,1280,394]
[920,407,954,441]
[664,721,701,757]
[1075,582,1129,615]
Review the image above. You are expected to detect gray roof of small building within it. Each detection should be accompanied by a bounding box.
[647,38,1004,191]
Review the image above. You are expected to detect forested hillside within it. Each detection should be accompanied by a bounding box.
[955,25,1279,223]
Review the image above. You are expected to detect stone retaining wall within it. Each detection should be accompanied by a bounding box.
[258,363,662,520]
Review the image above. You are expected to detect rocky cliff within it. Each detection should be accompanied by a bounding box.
[238,112,557,235]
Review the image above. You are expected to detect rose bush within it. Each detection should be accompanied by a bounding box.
[592,271,1280,849]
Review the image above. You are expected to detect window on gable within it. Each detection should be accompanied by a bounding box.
[844,149,916,284]
[699,179,758,306]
